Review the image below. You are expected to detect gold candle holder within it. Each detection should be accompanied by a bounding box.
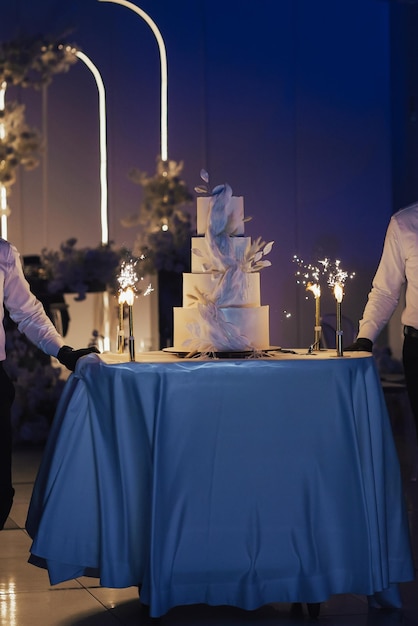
[117,291,126,353]
[334,283,344,357]
[125,287,135,361]
[307,283,321,351]
[314,293,321,350]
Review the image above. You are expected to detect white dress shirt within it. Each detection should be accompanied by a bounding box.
[0,239,64,361]
[359,202,418,342]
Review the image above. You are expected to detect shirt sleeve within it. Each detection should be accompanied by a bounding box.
[3,244,65,357]
[358,217,406,342]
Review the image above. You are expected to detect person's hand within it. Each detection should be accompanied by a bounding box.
[344,338,373,352]
[57,345,100,371]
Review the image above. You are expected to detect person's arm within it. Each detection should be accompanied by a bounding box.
[4,244,64,356]
[4,243,98,369]
[346,218,405,351]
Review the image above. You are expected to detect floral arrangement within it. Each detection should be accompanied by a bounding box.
[0,35,78,199]
[40,238,123,301]
[122,157,193,274]
[0,101,42,189]
[0,35,76,89]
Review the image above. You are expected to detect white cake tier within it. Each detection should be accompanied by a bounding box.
[182,272,260,307]
[191,236,251,272]
[197,196,245,236]
[173,305,270,352]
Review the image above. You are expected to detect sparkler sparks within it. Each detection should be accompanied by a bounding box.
[293,255,323,287]
[293,255,328,287]
[143,283,154,297]
[118,259,139,292]
[293,255,355,292]
[118,257,154,297]
[293,255,331,302]
[326,259,356,288]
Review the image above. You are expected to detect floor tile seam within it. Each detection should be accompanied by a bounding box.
[81,586,121,615]
[0,587,86,596]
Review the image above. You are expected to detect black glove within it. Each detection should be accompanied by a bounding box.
[344,338,373,352]
[57,345,100,371]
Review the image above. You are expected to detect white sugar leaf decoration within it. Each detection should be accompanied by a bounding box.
[250,259,272,272]
[192,248,203,257]
[194,185,208,193]
[263,241,274,255]
[254,251,263,263]
[243,216,252,223]
[200,169,209,183]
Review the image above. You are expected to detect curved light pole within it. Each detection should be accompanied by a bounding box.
[98,0,168,162]
[60,45,111,350]
[75,48,110,351]
[0,82,9,239]
[60,46,109,246]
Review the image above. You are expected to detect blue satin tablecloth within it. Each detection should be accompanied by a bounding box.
[26,350,414,617]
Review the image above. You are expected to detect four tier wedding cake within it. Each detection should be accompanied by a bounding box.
[172,171,273,353]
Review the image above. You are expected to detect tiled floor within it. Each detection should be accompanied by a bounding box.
[1,410,418,626]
